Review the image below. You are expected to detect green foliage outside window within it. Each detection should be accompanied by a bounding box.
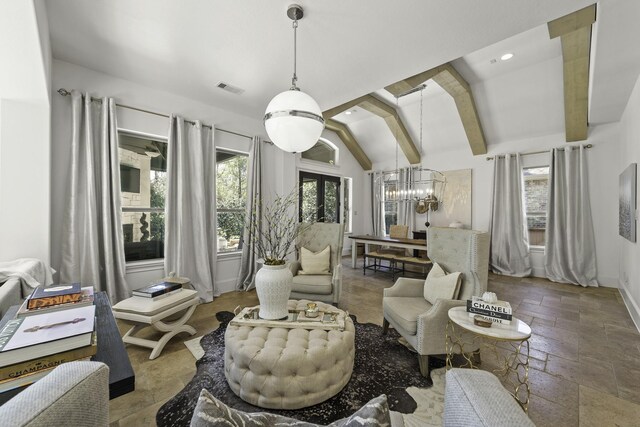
[216,153,248,242]
[149,171,166,242]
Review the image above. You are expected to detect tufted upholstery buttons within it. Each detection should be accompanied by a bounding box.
[224,300,355,410]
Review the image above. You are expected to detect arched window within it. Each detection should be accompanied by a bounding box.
[301,138,338,165]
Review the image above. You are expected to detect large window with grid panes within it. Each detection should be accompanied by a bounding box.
[118,131,167,262]
[216,149,248,253]
[522,166,550,247]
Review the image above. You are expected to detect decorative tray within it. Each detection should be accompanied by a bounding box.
[230,305,346,331]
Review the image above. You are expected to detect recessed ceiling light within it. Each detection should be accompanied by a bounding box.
[501,53,514,61]
[345,111,352,115]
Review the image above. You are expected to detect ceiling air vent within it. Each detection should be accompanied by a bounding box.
[215,81,244,95]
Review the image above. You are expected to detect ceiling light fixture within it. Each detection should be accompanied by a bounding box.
[345,111,352,115]
[264,4,324,153]
[500,53,514,61]
[375,84,446,228]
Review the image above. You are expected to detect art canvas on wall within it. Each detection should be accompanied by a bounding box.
[428,168,472,229]
[619,163,637,243]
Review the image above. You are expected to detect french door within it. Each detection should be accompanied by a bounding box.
[299,171,341,223]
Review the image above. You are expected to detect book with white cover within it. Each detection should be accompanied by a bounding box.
[0,305,95,367]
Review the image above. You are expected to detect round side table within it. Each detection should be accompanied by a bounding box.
[445,306,532,411]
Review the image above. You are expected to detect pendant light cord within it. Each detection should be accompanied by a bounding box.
[291,20,299,90]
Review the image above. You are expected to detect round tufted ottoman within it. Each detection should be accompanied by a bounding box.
[224,300,355,409]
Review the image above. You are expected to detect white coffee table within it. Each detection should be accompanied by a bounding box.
[445,306,532,411]
[112,289,199,359]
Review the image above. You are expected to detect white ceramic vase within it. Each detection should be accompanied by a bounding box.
[255,263,292,320]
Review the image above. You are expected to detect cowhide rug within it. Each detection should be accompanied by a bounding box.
[157,311,445,426]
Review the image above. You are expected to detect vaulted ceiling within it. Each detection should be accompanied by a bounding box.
[46,0,640,168]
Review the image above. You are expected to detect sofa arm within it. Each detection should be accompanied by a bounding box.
[289,261,301,276]
[0,278,22,318]
[0,361,110,427]
[383,278,425,298]
[444,369,534,427]
[415,299,466,354]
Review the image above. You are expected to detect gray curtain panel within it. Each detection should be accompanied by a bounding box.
[370,171,386,236]
[489,153,532,277]
[237,137,262,291]
[60,91,129,303]
[397,167,416,233]
[544,146,598,287]
[164,116,217,301]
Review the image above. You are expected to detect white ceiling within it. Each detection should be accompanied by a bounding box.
[45,0,640,167]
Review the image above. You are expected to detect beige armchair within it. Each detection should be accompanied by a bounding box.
[382,227,490,376]
[289,222,345,304]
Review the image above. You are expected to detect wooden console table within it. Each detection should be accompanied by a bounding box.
[348,234,427,268]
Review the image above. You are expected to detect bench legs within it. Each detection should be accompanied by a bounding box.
[382,318,389,335]
[418,355,430,377]
[121,303,198,360]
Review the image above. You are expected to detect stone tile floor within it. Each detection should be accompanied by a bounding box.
[109,260,640,426]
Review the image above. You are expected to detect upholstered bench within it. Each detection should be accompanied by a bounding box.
[224,300,355,409]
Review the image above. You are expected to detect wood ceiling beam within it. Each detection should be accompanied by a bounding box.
[325,119,372,171]
[357,95,421,164]
[322,94,421,166]
[385,63,487,155]
[548,4,596,142]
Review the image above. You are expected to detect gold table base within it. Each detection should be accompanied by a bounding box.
[445,320,530,412]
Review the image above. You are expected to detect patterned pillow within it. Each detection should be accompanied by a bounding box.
[190,389,391,427]
[299,245,331,275]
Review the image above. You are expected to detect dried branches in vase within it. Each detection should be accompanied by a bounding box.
[244,188,311,266]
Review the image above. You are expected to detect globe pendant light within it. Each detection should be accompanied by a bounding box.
[264,4,324,153]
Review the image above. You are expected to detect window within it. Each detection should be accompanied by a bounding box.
[523,166,550,247]
[343,177,353,233]
[118,132,167,262]
[301,139,338,165]
[216,150,248,253]
[299,171,341,223]
[384,181,398,234]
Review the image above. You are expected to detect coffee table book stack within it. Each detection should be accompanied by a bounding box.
[466,295,513,326]
[132,280,183,299]
[0,284,97,393]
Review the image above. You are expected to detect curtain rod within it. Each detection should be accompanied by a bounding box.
[486,143,593,161]
[57,88,272,143]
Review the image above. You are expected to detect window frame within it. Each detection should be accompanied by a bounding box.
[117,128,168,264]
[215,148,249,254]
[522,164,550,249]
[299,138,339,167]
[343,177,353,234]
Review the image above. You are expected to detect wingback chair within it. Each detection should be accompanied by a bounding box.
[289,222,345,304]
[382,227,490,376]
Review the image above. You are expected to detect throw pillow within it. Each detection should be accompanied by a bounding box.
[190,389,391,427]
[299,246,331,275]
[423,262,462,304]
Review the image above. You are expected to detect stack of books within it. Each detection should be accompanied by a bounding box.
[466,296,513,325]
[0,284,97,393]
[132,279,186,300]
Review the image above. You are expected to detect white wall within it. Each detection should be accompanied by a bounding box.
[51,60,261,294]
[371,124,621,287]
[0,0,51,264]
[618,73,640,329]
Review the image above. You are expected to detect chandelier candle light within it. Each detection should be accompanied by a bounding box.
[264,4,325,153]
[376,85,446,227]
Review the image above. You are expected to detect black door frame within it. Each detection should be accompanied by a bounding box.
[298,171,341,223]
